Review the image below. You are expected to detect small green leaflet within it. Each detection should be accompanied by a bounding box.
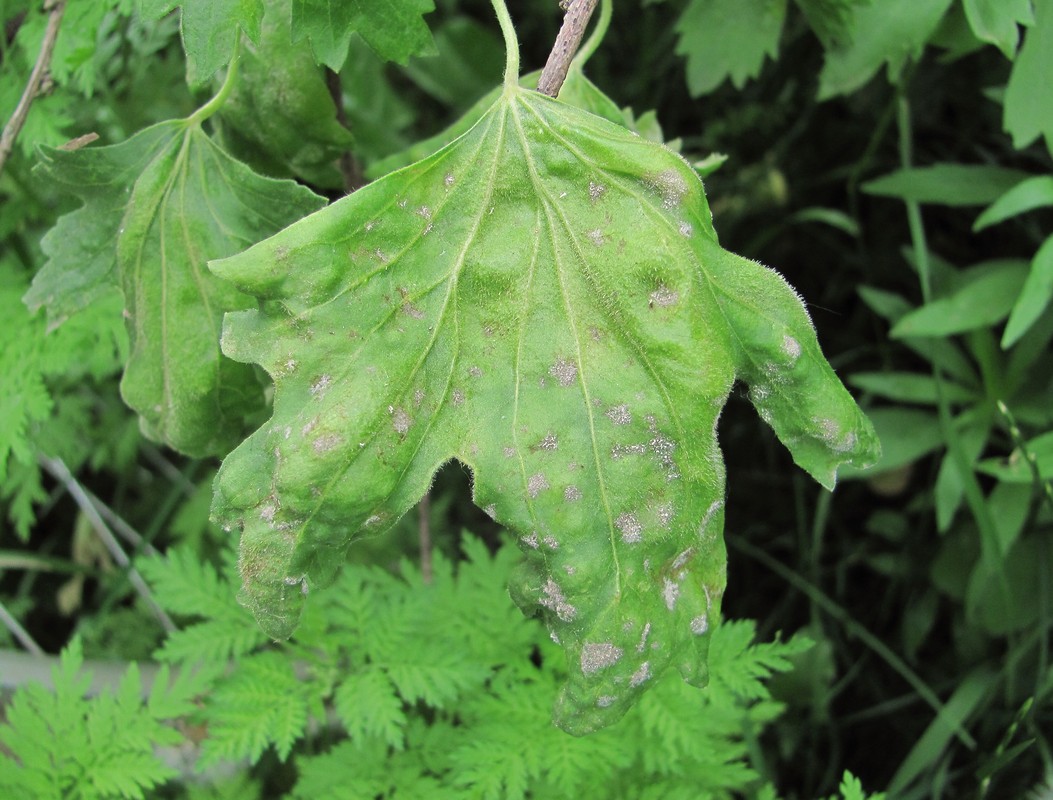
[291,0,436,70]
[1004,0,1053,154]
[675,0,787,96]
[211,82,878,733]
[138,0,264,86]
[25,120,325,457]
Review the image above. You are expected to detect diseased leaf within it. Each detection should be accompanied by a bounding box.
[817,0,953,99]
[291,0,436,70]
[26,121,325,456]
[675,0,787,96]
[138,0,264,86]
[1004,0,1053,153]
[962,0,1034,58]
[210,83,877,733]
[217,0,353,187]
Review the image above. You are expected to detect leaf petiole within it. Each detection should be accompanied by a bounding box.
[490,0,521,89]
[187,35,243,127]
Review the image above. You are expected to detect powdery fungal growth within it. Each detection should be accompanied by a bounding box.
[678,221,693,238]
[630,661,652,687]
[313,433,342,454]
[541,578,577,621]
[537,433,559,450]
[468,365,483,378]
[636,622,652,653]
[550,358,578,387]
[413,388,425,407]
[655,502,674,527]
[451,389,465,406]
[597,695,617,708]
[444,172,455,187]
[503,446,516,458]
[606,404,632,425]
[564,485,583,502]
[616,512,643,543]
[588,181,606,201]
[691,614,709,635]
[522,532,539,549]
[649,286,679,308]
[580,642,623,675]
[542,535,559,549]
[662,577,680,611]
[587,229,606,247]
[650,168,690,209]
[309,374,332,398]
[611,443,647,460]
[528,472,550,498]
[260,502,277,523]
[391,407,412,435]
[782,333,802,362]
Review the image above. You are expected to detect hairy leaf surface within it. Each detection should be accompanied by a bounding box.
[211,84,878,732]
[26,121,325,456]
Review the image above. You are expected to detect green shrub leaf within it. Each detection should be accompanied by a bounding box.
[962,0,1034,58]
[675,0,788,96]
[863,164,1029,207]
[291,0,436,70]
[210,83,878,733]
[1004,0,1053,153]
[26,121,325,456]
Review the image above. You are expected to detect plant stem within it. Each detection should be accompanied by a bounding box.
[187,36,242,127]
[0,600,44,656]
[0,0,66,178]
[38,456,176,634]
[537,0,600,97]
[490,0,520,88]
[325,68,364,192]
[419,491,433,584]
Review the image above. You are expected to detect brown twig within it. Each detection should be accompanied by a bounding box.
[325,68,364,192]
[536,0,598,97]
[0,0,67,178]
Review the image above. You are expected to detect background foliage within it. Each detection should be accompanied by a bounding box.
[1,0,1051,797]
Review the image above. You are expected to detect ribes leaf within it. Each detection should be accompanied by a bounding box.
[675,0,788,96]
[25,121,325,456]
[291,0,436,71]
[211,83,878,733]
[138,0,264,86]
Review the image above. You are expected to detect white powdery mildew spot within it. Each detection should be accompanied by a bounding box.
[587,229,606,247]
[313,433,342,454]
[649,286,679,308]
[413,389,425,407]
[655,502,674,528]
[630,661,652,687]
[522,532,539,549]
[597,695,617,708]
[814,417,858,454]
[580,642,623,675]
[564,485,583,502]
[616,512,642,543]
[564,564,576,575]
[537,433,558,450]
[364,514,384,527]
[416,205,431,219]
[650,168,689,209]
[606,404,632,425]
[452,389,465,406]
[468,365,483,378]
[260,502,278,523]
[550,358,578,387]
[542,535,559,550]
[528,472,550,498]
[310,374,332,398]
[671,548,694,572]
[541,578,577,621]
[678,220,693,238]
[691,614,709,635]
[636,621,652,653]
[589,181,606,202]
[699,499,723,538]
[484,504,497,520]
[391,407,412,435]
[662,577,680,611]
[782,333,802,362]
[611,443,647,460]
[402,302,425,319]
[503,446,516,458]
[444,172,455,188]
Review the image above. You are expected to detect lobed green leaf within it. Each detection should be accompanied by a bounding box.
[211,84,877,732]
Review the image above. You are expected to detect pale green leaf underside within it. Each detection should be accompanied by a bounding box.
[27,121,325,456]
[211,85,878,733]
